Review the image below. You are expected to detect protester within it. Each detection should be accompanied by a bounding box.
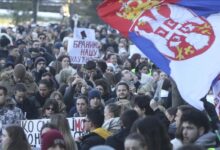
[133,95,154,117]
[50,114,78,150]
[63,73,89,112]
[130,116,172,150]
[88,89,104,111]
[0,63,38,96]
[165,107,177,139]
[12,83,38,119]
[106,82,133,105]
[106,109,139,150]
[102,103,121,134]
[69,95,88,117]
[31,56,47,84]
[84,60,103,87]
[0,85,24,127]
[94,79,112,102]
[80,109,111,150]
[179,108,218,149]
[40,123,58,135]
[41,129,66,150]
[1,125,31,150]
[124,133,148,150]
[30,79,54,117]
[41,99,59,118]
[171,105,195,150]
[50,91,66,115]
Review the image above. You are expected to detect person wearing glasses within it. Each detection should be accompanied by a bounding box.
[41,99,59,118]
[79,109,112,150]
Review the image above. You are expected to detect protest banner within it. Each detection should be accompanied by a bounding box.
[67,38,100,64]
[20,117,86,148]
[68,117,86,139]
[20,119,49,147]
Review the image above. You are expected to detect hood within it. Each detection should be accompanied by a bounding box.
[194,131,217,147]
[92,128,112,140]
[102,117,121,130]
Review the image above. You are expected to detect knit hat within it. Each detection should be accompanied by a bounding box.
[84,60,96,70]
[88,89,101,100]
[13,64,26,79]
[54,42,63,49]
[41,129,65,150]
[34,56,46,67]
[15,39,26,46]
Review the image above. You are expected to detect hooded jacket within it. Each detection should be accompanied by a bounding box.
[194,131,217,148]
[0,70,38,96]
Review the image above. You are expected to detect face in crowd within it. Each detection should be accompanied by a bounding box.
[90,97,101,109]
[76,98,88,116]
[116,84,129,99]
[36,61,46,72]
[39,83,51,98]
[44,105,55,118]
[61,57,70,69]
[15,90,26,103]
[181,121,204,144]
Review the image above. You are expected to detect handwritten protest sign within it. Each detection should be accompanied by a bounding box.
[67,38,100,64]
[20,119,49,147]
[20,117,86,148]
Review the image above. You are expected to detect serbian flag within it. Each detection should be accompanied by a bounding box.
[97,0,220,110]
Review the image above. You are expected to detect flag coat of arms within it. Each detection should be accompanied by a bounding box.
[97,0,220,110]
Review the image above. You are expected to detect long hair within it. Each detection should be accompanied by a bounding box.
[131,116,172,150]
[50,114,77,150]
[42,99,59,118]
[50,91,63,101]
[3,125,31,150]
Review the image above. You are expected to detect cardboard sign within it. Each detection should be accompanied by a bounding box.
[68,38,100,64]
[74,28,95,40]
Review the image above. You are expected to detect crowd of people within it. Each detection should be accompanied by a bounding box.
[0,19,220,150]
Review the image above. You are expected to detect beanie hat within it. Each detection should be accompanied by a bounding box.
[41,129,65,150]
[15,39,26,46]
[84,60,96,70]
[88,89,101,100]
[13,64,26,79]
[34,56,46,67]
[54,42,63,49]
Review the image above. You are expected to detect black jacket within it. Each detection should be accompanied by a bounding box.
[80,132,105,150]
[12,96,39,119]
[105,128,130,150]
[80,128,111,150]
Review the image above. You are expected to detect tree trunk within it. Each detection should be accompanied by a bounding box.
[32,0,39,23]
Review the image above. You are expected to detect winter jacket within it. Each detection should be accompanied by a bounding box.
[0,70,38,96]
[194,131,217,149]
[0,98,24,128]
[105,128,130,150]
[12,96,39,119]
[80,128,112,150]
[102,117,121,134]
